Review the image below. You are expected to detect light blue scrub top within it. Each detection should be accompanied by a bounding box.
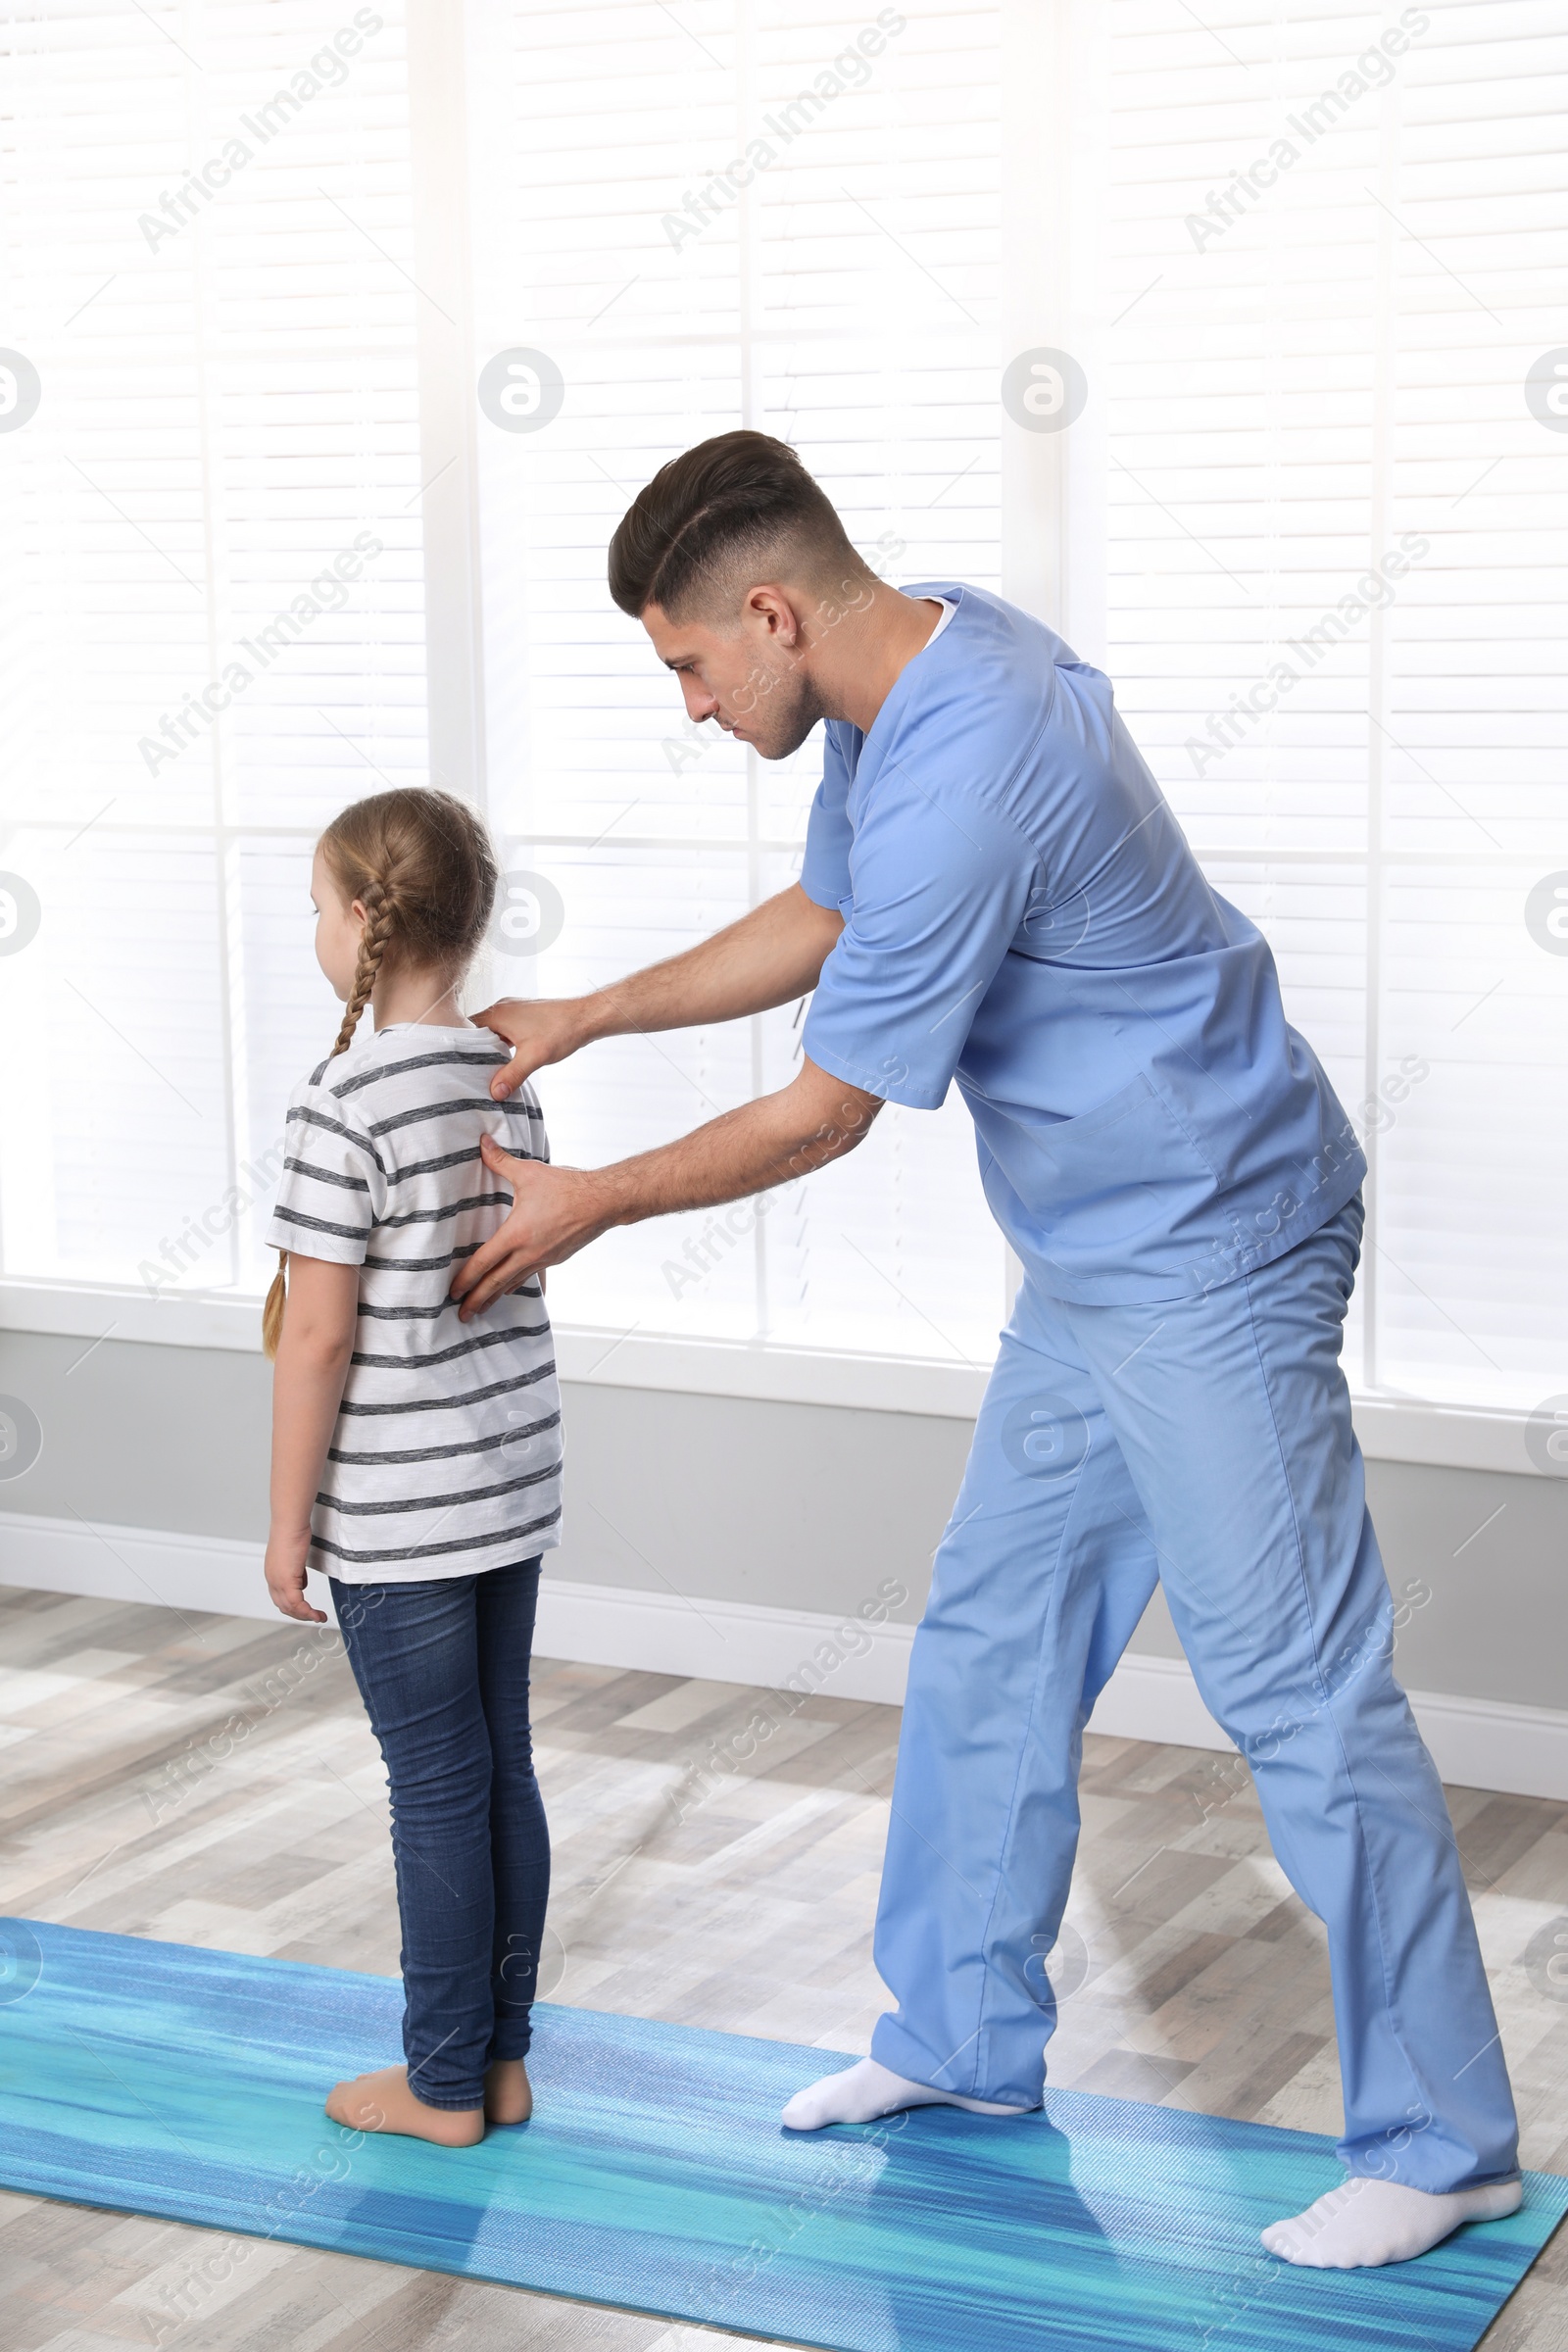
[799,582,1366,1305]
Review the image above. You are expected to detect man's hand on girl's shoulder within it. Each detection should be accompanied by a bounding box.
[471,997,596,1100]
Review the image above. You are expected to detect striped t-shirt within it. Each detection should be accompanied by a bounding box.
[266,1021,562,1584]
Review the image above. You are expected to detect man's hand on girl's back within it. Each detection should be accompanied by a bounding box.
[450,1134,616,1318]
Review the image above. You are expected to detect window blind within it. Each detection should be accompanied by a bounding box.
[0,0,426,1302]
[3,0,1562,1425]
[464,0,1010,1366]
[1070,0,1568,1411]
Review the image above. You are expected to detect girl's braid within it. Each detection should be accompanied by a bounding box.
[267,880,401,1358]
[330,880,400,1057]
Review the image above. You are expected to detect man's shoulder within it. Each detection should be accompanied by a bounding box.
[897,582,1071,739]
[902,579,1072,662]
[866,588,1065,821]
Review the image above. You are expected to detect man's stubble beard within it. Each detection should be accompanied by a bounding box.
[749,662,829,761]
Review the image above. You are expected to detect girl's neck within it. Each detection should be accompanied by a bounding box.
[370,962,470,1031]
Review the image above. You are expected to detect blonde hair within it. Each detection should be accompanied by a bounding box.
[263,788,499,1358]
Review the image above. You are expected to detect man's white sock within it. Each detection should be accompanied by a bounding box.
[781,2055,1028,2132]
[1261,2175,1523,2269]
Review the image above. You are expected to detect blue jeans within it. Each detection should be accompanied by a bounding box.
[871,1197,1520,2189]
[330,1557,551,2109]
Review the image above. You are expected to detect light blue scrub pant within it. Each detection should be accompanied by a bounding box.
[870,1197,1519,2190]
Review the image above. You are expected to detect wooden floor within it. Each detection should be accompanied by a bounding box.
[0,1580,1563,2351]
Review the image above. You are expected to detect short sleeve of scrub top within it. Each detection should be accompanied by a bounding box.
[801,757,1039,1113]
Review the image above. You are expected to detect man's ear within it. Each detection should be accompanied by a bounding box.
[744,583,802,646]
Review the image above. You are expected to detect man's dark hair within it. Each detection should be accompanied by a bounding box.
[608,429,866,621]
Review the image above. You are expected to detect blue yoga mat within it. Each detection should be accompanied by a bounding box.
[0,1921,1560,2351]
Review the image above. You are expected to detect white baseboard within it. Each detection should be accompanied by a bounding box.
[2,1510,1564,1800]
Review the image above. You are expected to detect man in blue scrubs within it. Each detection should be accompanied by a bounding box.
[454,431,1521,2269]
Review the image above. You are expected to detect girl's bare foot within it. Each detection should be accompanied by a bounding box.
[485,2057,533,2125]
[324,2064,484,2146]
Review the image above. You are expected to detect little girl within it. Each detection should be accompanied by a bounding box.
[263,785,560,2147]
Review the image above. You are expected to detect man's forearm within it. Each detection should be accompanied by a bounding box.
[581,885,842,1046]
[453,1056,884,1316]
[591,1066,879,1228]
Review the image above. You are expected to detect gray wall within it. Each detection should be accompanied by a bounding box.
[0,1329,1563,1709]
